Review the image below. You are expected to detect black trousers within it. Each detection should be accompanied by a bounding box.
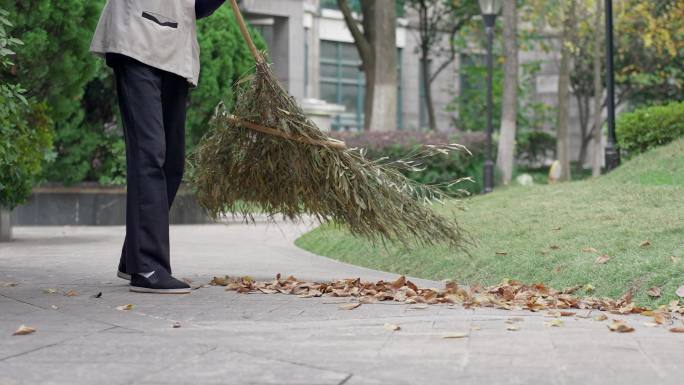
[110,54,188,275]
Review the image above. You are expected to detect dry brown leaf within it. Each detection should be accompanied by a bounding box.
[583,247,599,253]
[594,314,608,321]
[495,251,508,256]
[560,311,576,317]
[545,310,561,317]
[671,256,681,264]
[338,302,361,310]
[116,304,134,311]
[639,240,651,247]
[384,323,400,331]
[595,255,611,264]
[442,332,468,339]
[64,289,79,297]
[676,285,684,298]
[391,276,406,289]
[12,325,36,336]
[545,319,564,327]
[669,327,684,333]
[607,320,634,333]
[646,287,662,298]
[550,245,561,250]
[0,281,18,287]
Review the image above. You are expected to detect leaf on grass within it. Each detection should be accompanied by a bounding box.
[43,288,57,294]
[545,319,564,327]
[669,327,684,333]
[676,285,684,298]
[13,325,36,336]
[583,247,599,253]
[384,323,400,331]
[639,240,651,248]
[594,314,608,321]
[550,245,561,250]
[495,251,508,256]
[607,320,634,333]
[584,284,595,293]
[595,255,611,264]
[552,226,562,231]
[338,302,361,310]
[0,281,18,287]
[671,256,681,264]
[116,304,134,311]
[442,332,468,339]
[646,287,661,298]
[506,325,520,331]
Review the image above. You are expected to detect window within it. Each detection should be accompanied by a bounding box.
[320,0,406,17]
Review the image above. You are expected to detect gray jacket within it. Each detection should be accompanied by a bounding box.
[90,0,200,86]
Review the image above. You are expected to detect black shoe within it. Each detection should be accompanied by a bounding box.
[117,259,131,281]
[130,271,191,294]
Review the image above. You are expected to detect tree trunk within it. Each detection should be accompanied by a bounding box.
[421,54,437,130]
[339,0,397,132]
[592,0,604,177]
[496,0,518,185]
[367,0,397,132]
[556,0,576,182]
[0,206,11,242]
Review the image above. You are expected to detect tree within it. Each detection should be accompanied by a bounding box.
[338,0,397,131]
[555,0,576,182]
[495,0,518,185]
[406,0,478,131]
[0,8,53,210]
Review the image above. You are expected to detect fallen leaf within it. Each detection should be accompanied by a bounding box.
[505,317,524,324]
[583,247,599,253]
[91,292,102,299]
[391,276,406,289]
[595,254,611,264]
[669,327,684,333]
[50,305,59,310]
[0,281,18,287]
[13,325,36,336]
[506,325,520,331]
[43,288,57,294]
[545,310,561,317]
[408,304,429,310]
[646,287,661,298]
[671,256,681,264]
[560,311,576,317]
[172,321,182,328]
[639,240,651,247]
[116,304,134,311]
[545,319,564,327]
[442,332,468,339]
[594,314,608,321]
[63,289,79,297]
[495,251,508,256]
[676,285,684,298]
[607,320,634,333]
[552,226,562,231]
[338,302,361,310]
[584,284,595,293]
[550,245,561,250]
[384,323,400,331]
[643,322,658,327]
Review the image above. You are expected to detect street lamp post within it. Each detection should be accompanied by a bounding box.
[603,0,620,171]
[479,0,502,194]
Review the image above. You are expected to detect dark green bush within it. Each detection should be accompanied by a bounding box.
[331,131,487,195]
[616,101,684,157]
[516,131,556,166]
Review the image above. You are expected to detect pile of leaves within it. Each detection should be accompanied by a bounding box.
[190,60,469,248]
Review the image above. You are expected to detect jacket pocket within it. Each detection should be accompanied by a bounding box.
[141,11,178,29]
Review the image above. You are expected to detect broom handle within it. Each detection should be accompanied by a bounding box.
[228,115,347,150]
[228,0,263,64]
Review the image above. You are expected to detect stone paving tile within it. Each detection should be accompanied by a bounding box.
[1,224,683,385]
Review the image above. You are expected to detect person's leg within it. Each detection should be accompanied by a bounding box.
[113,57,172,275]
[118,71,188,277]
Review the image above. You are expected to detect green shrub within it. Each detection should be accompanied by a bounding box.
[331,131,487,195]
[616,101,684,157]
[0,9,53,208]
[516,131,556,166]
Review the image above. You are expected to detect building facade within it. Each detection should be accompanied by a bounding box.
[238,0,601,164]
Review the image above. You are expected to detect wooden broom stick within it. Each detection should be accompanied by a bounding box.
[227,0,346,150]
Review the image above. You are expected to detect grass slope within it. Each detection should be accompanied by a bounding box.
[296,138,684,306]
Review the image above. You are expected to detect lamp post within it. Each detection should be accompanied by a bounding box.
[479,0,502,194]
[603,0,620,171]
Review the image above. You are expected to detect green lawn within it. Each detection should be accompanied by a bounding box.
[296,138,684,306]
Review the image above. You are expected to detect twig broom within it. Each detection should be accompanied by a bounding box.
[190,0,470,248]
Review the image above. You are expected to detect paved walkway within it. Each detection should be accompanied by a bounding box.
[0,223,682,385]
